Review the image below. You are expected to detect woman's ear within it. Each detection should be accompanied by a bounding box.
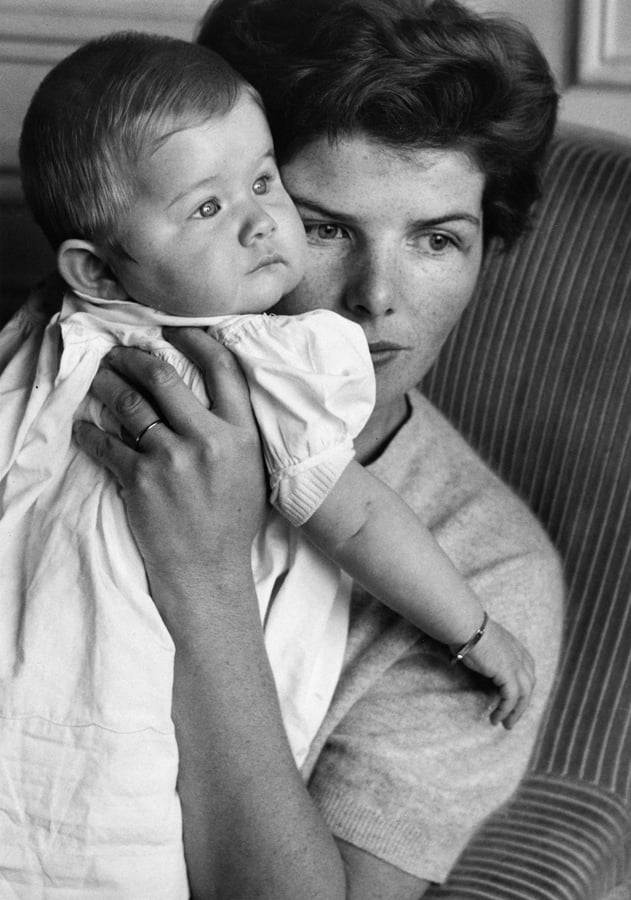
[57,239,129,300]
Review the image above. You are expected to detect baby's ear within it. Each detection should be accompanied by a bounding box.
[57,239,129,300]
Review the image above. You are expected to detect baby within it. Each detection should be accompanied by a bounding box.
[0,32,533,896]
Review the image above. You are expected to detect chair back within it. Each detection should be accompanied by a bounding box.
[423,126,631,898]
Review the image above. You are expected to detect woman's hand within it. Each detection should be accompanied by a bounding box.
[73,327,266,632]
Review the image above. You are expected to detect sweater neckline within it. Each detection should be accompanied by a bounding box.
[367,389,422,481]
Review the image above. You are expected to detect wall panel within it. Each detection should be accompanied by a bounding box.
[469,0,631,140]
[578,0,631,85]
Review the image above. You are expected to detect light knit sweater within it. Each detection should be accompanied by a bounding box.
[302,388,565,883]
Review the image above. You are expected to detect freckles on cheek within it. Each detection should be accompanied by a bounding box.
[302,255,345,307]
[279,276,322,315]
[299,276,327,310]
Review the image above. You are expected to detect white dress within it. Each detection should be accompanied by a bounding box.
[0,292,375,897]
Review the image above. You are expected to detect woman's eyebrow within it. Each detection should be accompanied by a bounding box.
[289,196,358,222]
[418,213,481,228]
[290,195,480,228]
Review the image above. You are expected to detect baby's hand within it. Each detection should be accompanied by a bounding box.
[454,618,535,729]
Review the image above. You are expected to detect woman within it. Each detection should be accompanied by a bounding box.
[72,0,565,896]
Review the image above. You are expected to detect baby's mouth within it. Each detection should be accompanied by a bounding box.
[249,253,285,273]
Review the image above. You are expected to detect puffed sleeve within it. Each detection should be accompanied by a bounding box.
[209,310,375,526]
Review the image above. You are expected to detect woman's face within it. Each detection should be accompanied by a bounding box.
[276,134,485,423]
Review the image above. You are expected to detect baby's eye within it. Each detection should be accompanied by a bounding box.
[253,175,272,196]
[194,199,221,218]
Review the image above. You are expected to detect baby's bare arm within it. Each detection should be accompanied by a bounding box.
[303,460,484,644]
[302,460,534,727]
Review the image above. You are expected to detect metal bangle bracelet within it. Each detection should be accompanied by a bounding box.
[452,610,489,662]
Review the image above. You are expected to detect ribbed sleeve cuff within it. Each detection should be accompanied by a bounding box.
[269,442,355,527]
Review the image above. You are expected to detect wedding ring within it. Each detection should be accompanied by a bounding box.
[133,419,162,451]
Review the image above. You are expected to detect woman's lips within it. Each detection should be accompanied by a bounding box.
[368,341,408,366]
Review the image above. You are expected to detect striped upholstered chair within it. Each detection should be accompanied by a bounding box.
[422,126,631,899]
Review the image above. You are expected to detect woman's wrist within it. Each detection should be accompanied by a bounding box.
[147,554,261,650]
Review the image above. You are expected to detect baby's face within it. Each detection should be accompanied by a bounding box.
[106,93,306,316]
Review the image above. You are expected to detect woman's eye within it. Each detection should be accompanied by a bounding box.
[253,175,271,196]
[304,223,349,241]
[424,232,456,252]
[194,199,220,218]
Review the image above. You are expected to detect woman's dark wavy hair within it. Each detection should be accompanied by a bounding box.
[198,0,558,246]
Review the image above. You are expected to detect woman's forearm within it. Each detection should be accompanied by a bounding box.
[153,559,348,900]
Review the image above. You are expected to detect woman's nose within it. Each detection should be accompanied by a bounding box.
[344,250,397,318]
[239,201,277,245]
